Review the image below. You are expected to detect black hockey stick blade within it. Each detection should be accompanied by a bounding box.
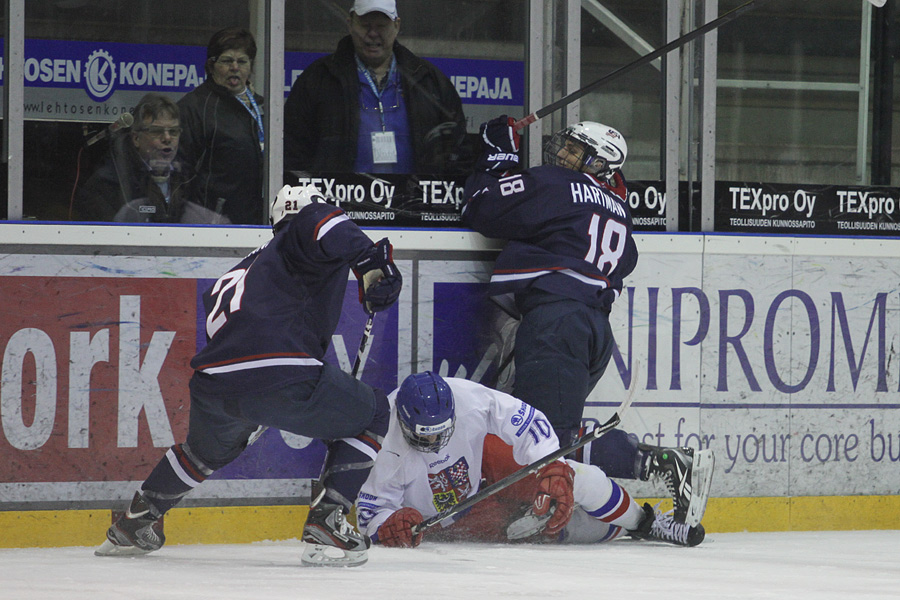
[513,0,764,130]
[411,411,625,536]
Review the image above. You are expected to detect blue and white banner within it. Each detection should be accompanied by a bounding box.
[0,39,524,129]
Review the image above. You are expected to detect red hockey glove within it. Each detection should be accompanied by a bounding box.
[376,507,425,548]
[533,460,575,535]
[352,238,402,315]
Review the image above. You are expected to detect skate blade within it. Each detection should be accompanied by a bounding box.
[506,507,554,540]
[94,539,153,557]
[300,543,368,568]
[686,449,715,527]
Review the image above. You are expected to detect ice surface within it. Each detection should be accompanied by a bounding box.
[0,530,897,600]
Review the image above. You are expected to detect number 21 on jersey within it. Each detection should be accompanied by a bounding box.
[206,268,248,338]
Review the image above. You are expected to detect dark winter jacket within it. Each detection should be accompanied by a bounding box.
[177,78,264,224]
[75,132,225,224]
[284,36,468,175]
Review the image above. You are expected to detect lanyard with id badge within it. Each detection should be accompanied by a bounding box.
[357,55,398,165]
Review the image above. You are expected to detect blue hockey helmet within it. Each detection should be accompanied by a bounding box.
[395,372,455,453]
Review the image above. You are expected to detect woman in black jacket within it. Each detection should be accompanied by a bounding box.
[177,27,264,225]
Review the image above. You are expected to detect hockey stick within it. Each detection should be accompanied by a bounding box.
[350,314,375,377]
[247,314,375,446]
[410,383,636,535]
[514,0,760,129]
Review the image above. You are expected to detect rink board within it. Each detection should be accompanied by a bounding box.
[1,227,899,545]
[3,494,900,548]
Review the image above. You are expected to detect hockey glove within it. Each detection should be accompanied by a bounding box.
[474,115,521,173]
[533,460,575,535]
[352,238,402,316]
[377,507,425,548]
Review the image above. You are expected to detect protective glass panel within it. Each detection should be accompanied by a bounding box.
[282,0,528,219]
[22,0,263,224]
[716,0,869,184]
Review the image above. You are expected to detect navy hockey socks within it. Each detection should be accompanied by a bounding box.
[585,429,641,479]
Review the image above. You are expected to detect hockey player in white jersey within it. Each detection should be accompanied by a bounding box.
[356,372,707,548]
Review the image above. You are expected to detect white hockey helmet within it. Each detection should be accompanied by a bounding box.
[270,184,325,232]
[543,121,627,179]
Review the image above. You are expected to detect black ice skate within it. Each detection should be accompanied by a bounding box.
[639,444,715,526]
[631,502,705,547]
[94,491,165,557]
[300,487,369,567]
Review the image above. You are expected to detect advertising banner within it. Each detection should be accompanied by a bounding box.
[2,235,899,509]
[281,174,674,230]
[2,40,523,130]
[715,181,900,236]
[0,255,401,508]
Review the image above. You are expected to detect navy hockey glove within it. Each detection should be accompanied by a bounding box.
[474,115,521,173]
[377,507,425,548]
[352,238,402,315]
[533,460,575,535]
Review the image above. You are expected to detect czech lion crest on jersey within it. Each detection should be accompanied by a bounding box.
[428,457,471,512]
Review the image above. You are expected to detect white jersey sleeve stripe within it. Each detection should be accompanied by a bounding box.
[165,448,203,488]
[341,436,379,461]
[201,357,323,374]
[315,213,351,241]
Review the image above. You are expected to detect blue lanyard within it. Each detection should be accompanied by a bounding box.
[239,88,265,149]
[356,54,397,132]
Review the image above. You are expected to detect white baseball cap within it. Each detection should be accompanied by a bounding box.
[351,0,398,20]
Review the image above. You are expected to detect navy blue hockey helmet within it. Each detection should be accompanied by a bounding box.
[395,372,455,453]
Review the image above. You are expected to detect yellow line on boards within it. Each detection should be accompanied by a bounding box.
[1,496,898,549]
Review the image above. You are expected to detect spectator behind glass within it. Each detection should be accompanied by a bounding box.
[177,27,264,224]
[284,0,470,176]
[74,93,228,224]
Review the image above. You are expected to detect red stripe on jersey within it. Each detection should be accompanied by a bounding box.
[173,445,208,483]
[356,433,382,453]
[601,487,633,523]
[313,209,346,239]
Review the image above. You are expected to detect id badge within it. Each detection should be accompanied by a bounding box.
[371,131,398,164]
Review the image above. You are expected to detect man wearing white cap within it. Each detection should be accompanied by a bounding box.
[284,0,468,176]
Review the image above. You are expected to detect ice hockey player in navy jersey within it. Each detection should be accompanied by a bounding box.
[95,184,402,567]
[462,117,713,526]
[356,372,706,548]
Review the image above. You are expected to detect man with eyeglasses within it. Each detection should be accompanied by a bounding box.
[177,27,264,225]
[284,0,469,176]
[74,93,227,224]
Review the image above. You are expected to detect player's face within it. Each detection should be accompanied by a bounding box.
[132,114,180,173]
[349,12,401,70]
[557,138,588,171]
